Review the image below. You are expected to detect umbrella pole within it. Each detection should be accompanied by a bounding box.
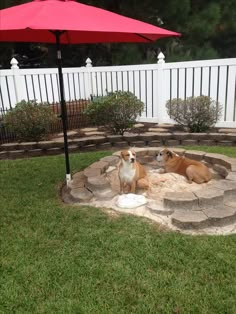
[54,31,71,185]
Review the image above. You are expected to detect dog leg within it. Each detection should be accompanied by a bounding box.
[186,166,194,184]
[130,181,136,193]
[120,181,124,194]
[137,178,149,190]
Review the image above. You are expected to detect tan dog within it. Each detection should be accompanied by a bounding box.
[119,150,149,193]
[156,148,212,184]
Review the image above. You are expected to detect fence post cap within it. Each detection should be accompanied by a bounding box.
[157,52,165,64]
[10,57,19,69]
[85,58,92,67]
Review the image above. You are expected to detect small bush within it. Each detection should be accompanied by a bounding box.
[166,95,222,132]
[84,91,144,135]
[4,100,58,141]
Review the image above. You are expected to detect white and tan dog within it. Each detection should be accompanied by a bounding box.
[119,150,149,194]
[156,148,212,184]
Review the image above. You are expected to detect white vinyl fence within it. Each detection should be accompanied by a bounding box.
[1,55,236,127]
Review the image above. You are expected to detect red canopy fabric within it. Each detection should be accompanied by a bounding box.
[0,0,180,44]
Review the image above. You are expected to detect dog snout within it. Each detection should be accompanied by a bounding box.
[131,158,135,163]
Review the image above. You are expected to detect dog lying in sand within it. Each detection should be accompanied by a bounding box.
[118,150,149,194]
[156,148,212,184]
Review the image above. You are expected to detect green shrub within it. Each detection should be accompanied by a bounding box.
[84,91,144,135]
[166,95,222,132]
[4,100,58,141]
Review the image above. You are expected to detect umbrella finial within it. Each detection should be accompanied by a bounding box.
[157,52,165,64]
[10,57,19,69]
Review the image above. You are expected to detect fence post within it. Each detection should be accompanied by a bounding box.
[155,52,167,123]
[85,57,93,99]
[10,58,25,104]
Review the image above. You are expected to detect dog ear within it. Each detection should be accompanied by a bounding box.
[167,150,173,158]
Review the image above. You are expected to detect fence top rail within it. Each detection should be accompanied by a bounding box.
[162,58,236,70]
[1,57,235,76]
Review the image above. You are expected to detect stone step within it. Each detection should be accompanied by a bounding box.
[147,201,174,216]
[164,192,199,210]
[203,205,236,227]
[70,187,93,202]
[171,210,209,229]
[211,180,236,201]
[171,203,236,230]
[193,188,224,209]
[85,175,110,192]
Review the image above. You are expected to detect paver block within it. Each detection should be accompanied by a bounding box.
[106,135,123,143]
[113,141,129,147]
[93,189,117,200]
[172,132,191,140]
[188,133,209,140]
[203,206,236,226]
[90,161,109,173]
[218,128,236,133]
[148,140,162,147]
[226,172,236,181]
[225,134,236,141]
[171,210,209,229]
[18,142,37,151]
[100,155,120,166]
[46,147,63,155]
[99,142,112,149]
[182,140,198,146]
[218,141,233,146]
[80,144,96,151]
[184,150,206,161]
[1,143,19,151]
[139,132,159,141]
[167,148,186,156]
[204,153,231,169]
[123,133,139,140]
[0,151,8,159]
[147,201,174,216]
[211,180,236,201]
[68,145,79,153]
[71,187,93,201]
[69,172,86,189]
[86,175,110,191]
[166,140,180,146]
[83,167,101,178]
[212,164,229,178]
[8,150,25,158]
[37,140,58,149]
[84,131,105,137]
[80,127,98,132]
[148,127,170,133]
[131,141,146,147]
[164,191,199,210]
[27,149,43,157]
[194,188,224,209]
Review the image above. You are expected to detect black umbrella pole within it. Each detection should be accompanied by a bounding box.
[55,31,71,185]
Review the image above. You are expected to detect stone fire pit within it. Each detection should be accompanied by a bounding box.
[62,147,236,235]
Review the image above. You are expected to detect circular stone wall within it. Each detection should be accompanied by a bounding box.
[62,147,236,235]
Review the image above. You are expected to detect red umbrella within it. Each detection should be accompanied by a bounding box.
[0,0,180,184]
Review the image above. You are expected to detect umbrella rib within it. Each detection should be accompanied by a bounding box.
[134,33,153,42]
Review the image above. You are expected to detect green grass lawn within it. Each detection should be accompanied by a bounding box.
[1,147,236,314]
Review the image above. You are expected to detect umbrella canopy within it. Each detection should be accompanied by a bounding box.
[0,0,180,44]
[0,0,180,184]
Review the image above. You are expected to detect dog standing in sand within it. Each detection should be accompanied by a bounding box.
[119,150,149,194]
[156,148,212,184]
